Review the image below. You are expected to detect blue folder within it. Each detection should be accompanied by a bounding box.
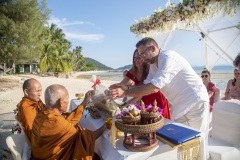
[156,123,201,144]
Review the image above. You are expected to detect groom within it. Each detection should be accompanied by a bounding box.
[109,37,209,137]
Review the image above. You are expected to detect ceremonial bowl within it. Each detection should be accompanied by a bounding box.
[115,115,164,134]
[115,115,164,152]
[121,114,141,124]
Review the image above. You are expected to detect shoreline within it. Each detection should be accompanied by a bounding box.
[0,71,232,114]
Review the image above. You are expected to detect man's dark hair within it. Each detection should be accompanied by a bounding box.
[136,37,159,48]
[201,68,211,76]
[233,53,240,67]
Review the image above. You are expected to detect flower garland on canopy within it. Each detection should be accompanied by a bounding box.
[130,0,240,37]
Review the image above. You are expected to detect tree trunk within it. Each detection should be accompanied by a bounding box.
[30,63,32,73]
[3,63,6,75]
[13,63,16,74]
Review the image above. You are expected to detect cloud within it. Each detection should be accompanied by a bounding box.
[65,32,104,42]
[48,16,95,28]
[47,16,104,42]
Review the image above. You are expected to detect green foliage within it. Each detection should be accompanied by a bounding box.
[0,0,50,73]
[85,57,113,70]
[39,24,73,73]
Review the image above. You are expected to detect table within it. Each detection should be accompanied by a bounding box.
[69,99,207,160]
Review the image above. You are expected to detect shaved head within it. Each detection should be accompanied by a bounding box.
[23,78,42,102]
[23,78,40,91]
[45,84,69,112]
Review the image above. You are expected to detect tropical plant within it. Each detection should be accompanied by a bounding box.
[0,0,50,74]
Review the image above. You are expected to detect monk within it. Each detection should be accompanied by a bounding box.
[31,84,107,160]
[17,78,45,141]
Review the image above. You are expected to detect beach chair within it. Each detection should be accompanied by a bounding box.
[6,134,30,160]
[209,87,221,134]
[208,101,240,160]
[9,115,31,160]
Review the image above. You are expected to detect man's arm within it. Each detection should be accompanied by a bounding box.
[109,83,159,99]
[126,83,159,97]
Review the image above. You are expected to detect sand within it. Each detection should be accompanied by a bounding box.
[0,71,118,114]
[0,71,233,114]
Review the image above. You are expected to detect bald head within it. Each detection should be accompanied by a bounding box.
[45,84,69,112]
[23,78,39,90]
[23,78,42,102]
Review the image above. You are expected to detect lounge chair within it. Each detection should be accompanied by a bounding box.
[208,100,240,160]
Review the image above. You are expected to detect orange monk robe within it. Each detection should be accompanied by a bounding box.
[31,104,95,160]
[17,97,45,141]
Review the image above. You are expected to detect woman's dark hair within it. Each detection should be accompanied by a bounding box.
[201,68,211,76]
[130,49,149,82]
[232,69,238,86]
[233,53,240,67]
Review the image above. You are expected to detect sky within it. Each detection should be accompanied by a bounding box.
[46,0,240,69]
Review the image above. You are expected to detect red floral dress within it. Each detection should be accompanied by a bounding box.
[126,71,171,119]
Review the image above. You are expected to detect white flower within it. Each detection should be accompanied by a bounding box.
[166,10,172,17]
[131,0,238,35]
[122,107,129,112]
[128,104,135,110]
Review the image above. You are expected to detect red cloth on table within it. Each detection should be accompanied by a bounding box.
[126,71,171,119]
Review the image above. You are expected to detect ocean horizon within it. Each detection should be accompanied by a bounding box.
[78,65,235,91]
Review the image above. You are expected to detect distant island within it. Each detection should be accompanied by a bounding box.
[85,57,235,73]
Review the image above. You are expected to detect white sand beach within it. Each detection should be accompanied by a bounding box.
[0,71,118,114]
[0,71,233,114]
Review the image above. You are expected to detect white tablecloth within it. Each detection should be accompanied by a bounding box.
[69,99,207,160]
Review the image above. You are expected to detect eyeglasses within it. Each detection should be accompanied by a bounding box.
[139,46,151,58]
[133,56,141,61]
[201,75,208,78]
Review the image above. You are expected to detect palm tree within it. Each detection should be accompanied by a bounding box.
[38,42,57,72]
[72,46,87,71]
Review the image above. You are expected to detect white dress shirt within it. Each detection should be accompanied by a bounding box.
[144,50,209,120]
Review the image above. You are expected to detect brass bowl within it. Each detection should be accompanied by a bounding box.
[141,112,160,119]
[121,114,141,124]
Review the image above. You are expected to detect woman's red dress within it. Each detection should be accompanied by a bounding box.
[126,71,171,119]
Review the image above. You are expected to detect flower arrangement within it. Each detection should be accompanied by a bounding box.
[117,104,141,118]
[85,102,101,119]
[116,100,163,119]
[12,123,21,134]
[130,0,239,36]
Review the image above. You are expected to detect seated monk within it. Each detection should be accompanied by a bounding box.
[31,84,107,160]
[17,78,45,141]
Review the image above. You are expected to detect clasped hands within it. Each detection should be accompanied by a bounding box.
[107,83,128,100]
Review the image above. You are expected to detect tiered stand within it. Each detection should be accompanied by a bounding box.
[115,113,164,152]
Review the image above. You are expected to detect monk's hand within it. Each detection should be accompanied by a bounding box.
[82,90,94,105]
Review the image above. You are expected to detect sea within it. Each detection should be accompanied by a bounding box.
[80,65,236,91]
